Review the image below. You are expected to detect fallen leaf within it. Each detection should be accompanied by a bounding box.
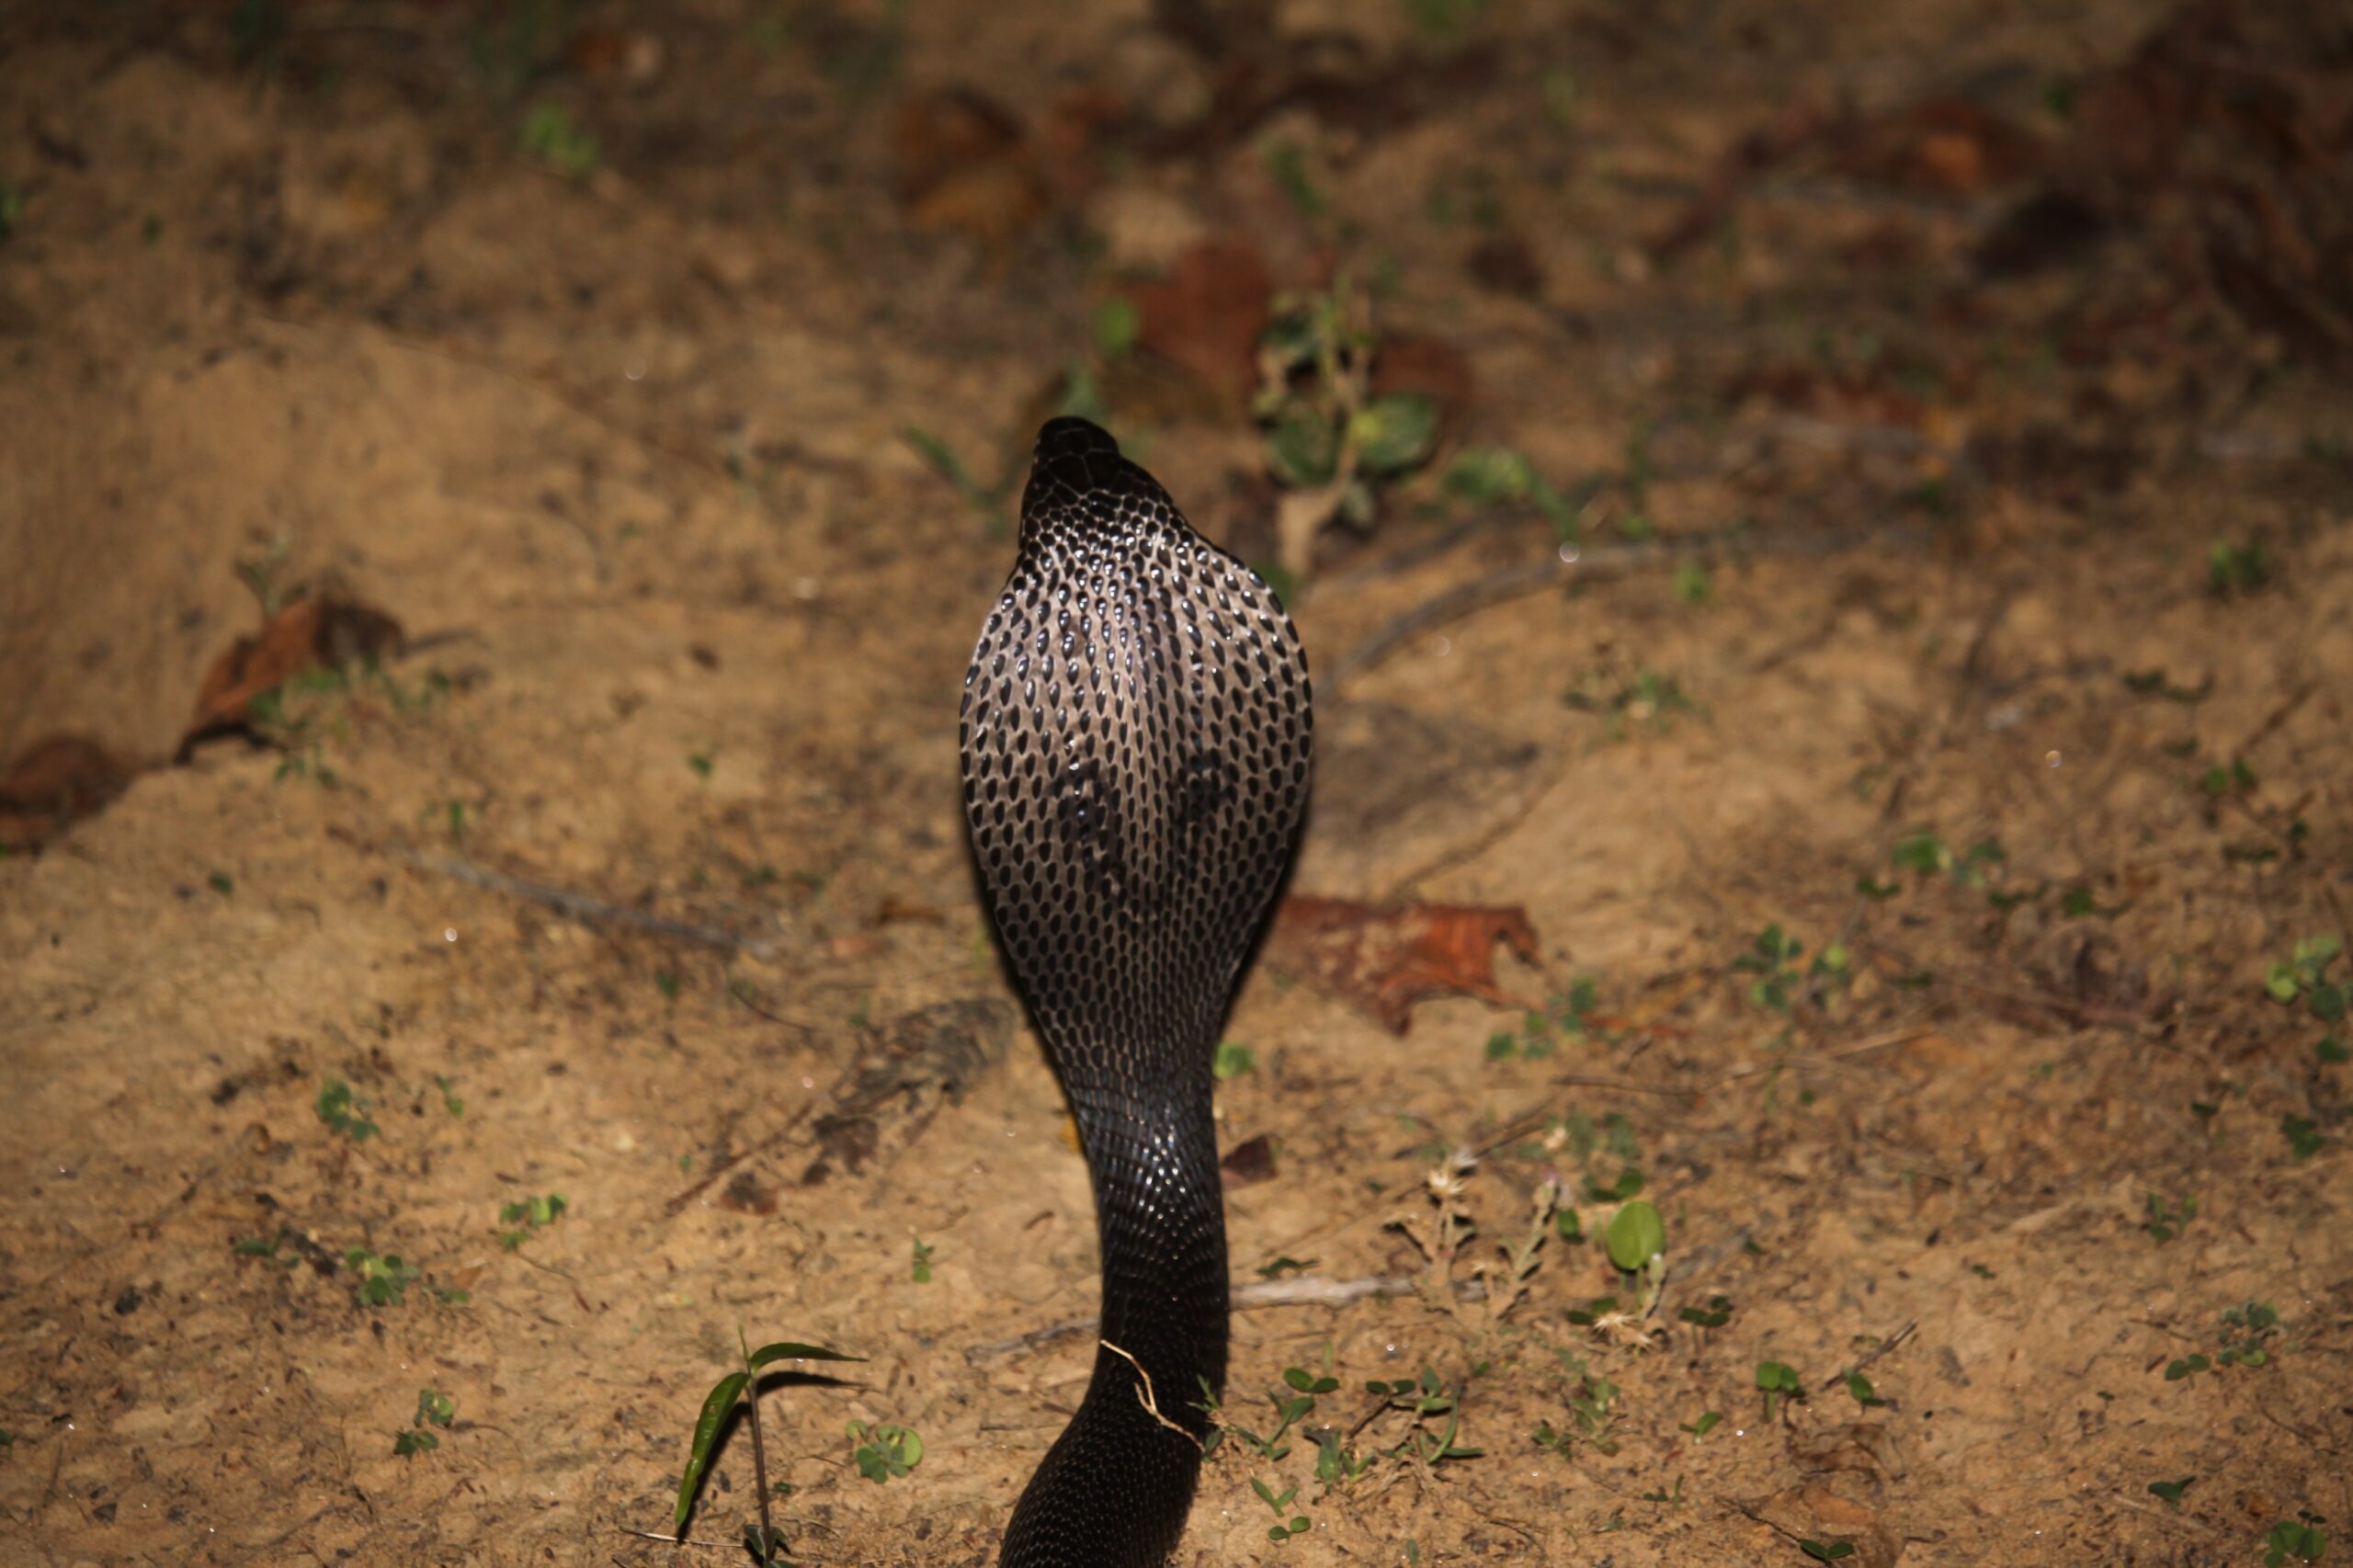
[1133,238,1274,404]
[893,85,1049,249]
[1219,1132,1278,1188]
[1269,895,1541,1034]
[0,735,136,850]
[181,591,404,757]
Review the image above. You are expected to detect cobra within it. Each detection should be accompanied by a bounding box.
[960,418,1314,1564]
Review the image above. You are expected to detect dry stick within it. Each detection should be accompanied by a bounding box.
[965,1275,1491,1364]
[1818,1318,1918,1391]
[393,847,781,961]
[1325,521,1915,695]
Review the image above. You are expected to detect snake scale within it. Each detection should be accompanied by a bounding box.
[960,417,1314,1564]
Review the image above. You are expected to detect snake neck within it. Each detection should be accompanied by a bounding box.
[1065,1070,1230,1423]
[998,1064,1227,1568]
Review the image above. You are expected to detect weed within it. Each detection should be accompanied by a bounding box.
[1440,447,1586,541]
[1673,562,1712,605]
[1679,1294,1733,1329]
[519,104,598,178]
[847,1421,922,1483]
[1565,669,1695,741]
[2165,1301,2285,1380]
[0,182,23,242]
[394,1388,455,1458]
[497,1193,567,1251]
[1734,925,1844,1012]
[2282,1115,2326,1161]
[688,752,713,779]
[2262,1518,2326,1565]
[673,1332,862,1559]
[1535,1351,1620,1456]
[1680,1409,1723,1440]
[1841,1369,1884,1407]
[2148,1476,2193,1508]
[2209,539,2271,595]
[1212,1041,1258,1080]
[1261,141,1326,219]
[1251,1475,1313,1541]
[1255,276,1438,575]
[1756,1360,1803,1421]
[1801,1542,1858,1562]
[316,1079,380,1141]
[2267,937,2347,1022]
[2143,1193,2196,1244]
[344,1248,420,1307]
[1485,977,1602,1063]
[901,426,1009,536]
[433,1074,464,1116]
[910,1240,933,1284]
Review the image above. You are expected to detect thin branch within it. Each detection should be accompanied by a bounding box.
[1326,521,1914,695]
[965,1275,1489,1363]
[393,847,781,960]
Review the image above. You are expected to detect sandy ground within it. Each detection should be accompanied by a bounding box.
[2,1,2349,1564]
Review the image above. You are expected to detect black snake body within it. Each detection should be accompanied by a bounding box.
[960,418,1313,1565]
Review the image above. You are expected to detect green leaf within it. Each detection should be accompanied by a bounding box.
[1093,297,1141,360]
[746,1341,863,1371]
[1605,1200,1665,1272]
[1348,393,1438,476]
[676,1372,749,1528]
[1267,414,1340,488]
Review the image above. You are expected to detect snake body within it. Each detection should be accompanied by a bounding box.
[960,418,1313,1565]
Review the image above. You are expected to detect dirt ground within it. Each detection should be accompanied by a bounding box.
[3,1,2350,1564]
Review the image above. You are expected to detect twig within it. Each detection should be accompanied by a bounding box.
[1102,1341,1202,1451]
[1819,1318,1917,1390]
[393,847,780,960]
[965,1275,1488,1363]
[1326,522,1910,695]
[663,1106,813,1218]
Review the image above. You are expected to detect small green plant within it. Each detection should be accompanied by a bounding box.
[1755,1360,1803,1421]
[901,426,1010,536]
[2209,539,2271,595]
[344,1248,421,1307]
[1563,666,1697,741]
[1535,1352,1620,1456]
[1261,140,1326,219]
[0,182,26,242]
[1733,926,1843,1012]
[208,871,234,896]
[2262,1518,2326,1565]
[497,1193,568,1251]
[1486,977,1603,1062]
[1251,1475,1313,1542]
[2268,937,2347,1022]
[1841,1369,1884,1407]
[2165,1301,2284,1380]
[675,1333,862,1557]
[316,1079,380,1141]
[1255,275,1439,577]
[847,1420,922,1483]
[1801,1542,1858,1562]
[394,1387,456,1457]
[434,1074,464,1116]
[1679,1408,1723,1440]
[2143,1193,2196,1244]
[910,1239,933,1283]
[1212,1041,1259,1080]
[2148,1476,2193,1509]
[519,104,598,178]
[2282,1115,2326,1161]
[1441,447,1583,540]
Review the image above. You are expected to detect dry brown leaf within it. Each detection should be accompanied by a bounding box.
[893,86,1049,248]
[181,592,404,757]
[1268,895,1541,1034]
[1133,238,1274,405]
[1219,1132,1278,1188]
[0,735,136,851]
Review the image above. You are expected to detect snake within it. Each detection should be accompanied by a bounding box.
[960,417,1314,1565]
